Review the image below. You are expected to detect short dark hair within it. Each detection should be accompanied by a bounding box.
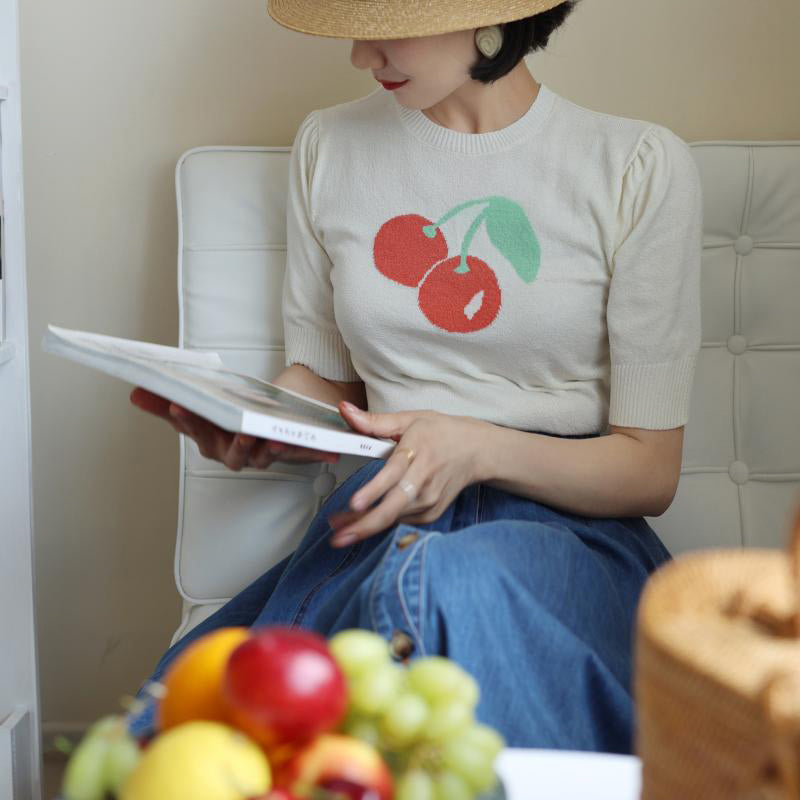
[470,2,579,84]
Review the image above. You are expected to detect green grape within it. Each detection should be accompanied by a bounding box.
[459,723,505,762]
[102,734,141,794]
[396,768,435,800]
[455,673,480,710]
[62,735,111,800]
[85,715,122,739]
[423,700,472,743]
[431,769,472,800]
[329,629,391,678]
[343,716,382,747]
[349,661,404,715]
[442,739,497,793]
[378,692,430,746]
[407,657,473,706]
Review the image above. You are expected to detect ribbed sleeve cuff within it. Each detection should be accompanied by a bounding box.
[609,354,697,429]
[284,324,361,382]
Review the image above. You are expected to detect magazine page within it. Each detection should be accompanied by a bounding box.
[44,324,367,436]
[46,325,225,369]
[154,361,355,433]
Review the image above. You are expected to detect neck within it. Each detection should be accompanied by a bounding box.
[421,63,540,134]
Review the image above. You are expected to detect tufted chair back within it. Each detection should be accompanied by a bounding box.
[169,141,800,643]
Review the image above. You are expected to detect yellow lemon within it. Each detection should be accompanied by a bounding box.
[120,721,271,800]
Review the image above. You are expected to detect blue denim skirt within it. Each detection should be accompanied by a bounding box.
[129,449,671,754]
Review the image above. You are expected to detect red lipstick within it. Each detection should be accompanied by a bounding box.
[378,79,409,91]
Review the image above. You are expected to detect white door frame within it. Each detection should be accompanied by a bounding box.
[0,0,43,794]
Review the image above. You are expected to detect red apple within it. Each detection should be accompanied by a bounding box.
[277,734,393,800]
[224,627,348,750]
[249,790,299,800]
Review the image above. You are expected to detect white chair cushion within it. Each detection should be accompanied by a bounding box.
[171,142,800,642]
[647,142,800,553]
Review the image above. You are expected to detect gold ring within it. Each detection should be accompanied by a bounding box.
[396,447,415,463]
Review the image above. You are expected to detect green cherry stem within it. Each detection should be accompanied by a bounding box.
[456,209,489,273]
[422,196,501,274]
[428,196,499,230]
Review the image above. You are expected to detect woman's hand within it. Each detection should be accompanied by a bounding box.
[130,387,340,471]
[327,402,492,547]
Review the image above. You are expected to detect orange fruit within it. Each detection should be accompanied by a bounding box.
[158,627,251,731]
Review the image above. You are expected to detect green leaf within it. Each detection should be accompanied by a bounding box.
[484,197,540,283]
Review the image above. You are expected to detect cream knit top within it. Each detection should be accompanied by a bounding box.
[282,83,703,434]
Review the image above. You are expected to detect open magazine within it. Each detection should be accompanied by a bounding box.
[41,325,396,458]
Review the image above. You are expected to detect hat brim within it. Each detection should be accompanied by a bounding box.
[267,0,568,40]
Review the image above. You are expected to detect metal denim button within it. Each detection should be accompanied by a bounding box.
[389,630,415,661]
[396,531,420,550]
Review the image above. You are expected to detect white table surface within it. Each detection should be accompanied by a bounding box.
[495,749,641,800]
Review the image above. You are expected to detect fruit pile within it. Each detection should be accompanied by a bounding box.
[61,626,506,800]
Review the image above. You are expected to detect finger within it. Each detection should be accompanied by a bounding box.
[338,403,417,441]
[169,405,225,448]
[330,465,430,547]
[328,508,367,529]
[221,433,259,472]
[347,447,419,512]
[130,388,174,420]
[248,439,279,470]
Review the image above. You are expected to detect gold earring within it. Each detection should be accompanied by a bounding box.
[475,25,503,58]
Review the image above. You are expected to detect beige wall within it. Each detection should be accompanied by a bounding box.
[22,0,800,734]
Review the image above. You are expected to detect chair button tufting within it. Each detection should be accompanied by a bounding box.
[396,531,420,550]
[728,460,750,485]
[727,335,747,355]
[389,629,415,661]
[734,234,754,255]
[313,471,337,497]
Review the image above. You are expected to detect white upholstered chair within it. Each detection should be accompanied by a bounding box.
[169,141,800,645]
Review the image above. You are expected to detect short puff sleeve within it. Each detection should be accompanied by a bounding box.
[282,111,360,381]
[607,126,703,429]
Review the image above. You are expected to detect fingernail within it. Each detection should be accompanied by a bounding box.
[238,435,254,446]
[269,443,284,455]
[332,533,357,547]
[341,402,360,414]
[351,494,366,510]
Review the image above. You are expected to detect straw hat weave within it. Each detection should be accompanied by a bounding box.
[267,0,568,40]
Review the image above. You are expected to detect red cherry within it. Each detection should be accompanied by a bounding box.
[418,255,502,333]
[373,214,448,287]
[223,627,348,749]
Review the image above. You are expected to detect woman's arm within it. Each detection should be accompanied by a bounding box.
[478,424,684,518]
[274,363,366,408]
[327,408,685,546]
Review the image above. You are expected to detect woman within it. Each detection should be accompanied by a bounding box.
[129,0,702,753]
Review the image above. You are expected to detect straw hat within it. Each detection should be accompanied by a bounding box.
[266,0,568,40]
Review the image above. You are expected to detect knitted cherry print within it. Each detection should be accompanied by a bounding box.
[373,214,448,287]
[372,195,540,334]
[418,255,501,333]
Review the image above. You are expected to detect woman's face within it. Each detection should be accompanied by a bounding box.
[350,30,481,110]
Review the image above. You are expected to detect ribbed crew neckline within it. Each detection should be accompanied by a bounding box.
[392,82,556,155]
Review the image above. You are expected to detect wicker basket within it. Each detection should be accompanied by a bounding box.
[636,505,800,799]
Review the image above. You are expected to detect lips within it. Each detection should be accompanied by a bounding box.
[378,79,408,90]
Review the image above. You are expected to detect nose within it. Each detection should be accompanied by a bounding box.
[350,39,385,71]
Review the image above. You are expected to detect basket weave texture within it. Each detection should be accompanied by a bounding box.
[266,0,566,40]
[636,506,800,800]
